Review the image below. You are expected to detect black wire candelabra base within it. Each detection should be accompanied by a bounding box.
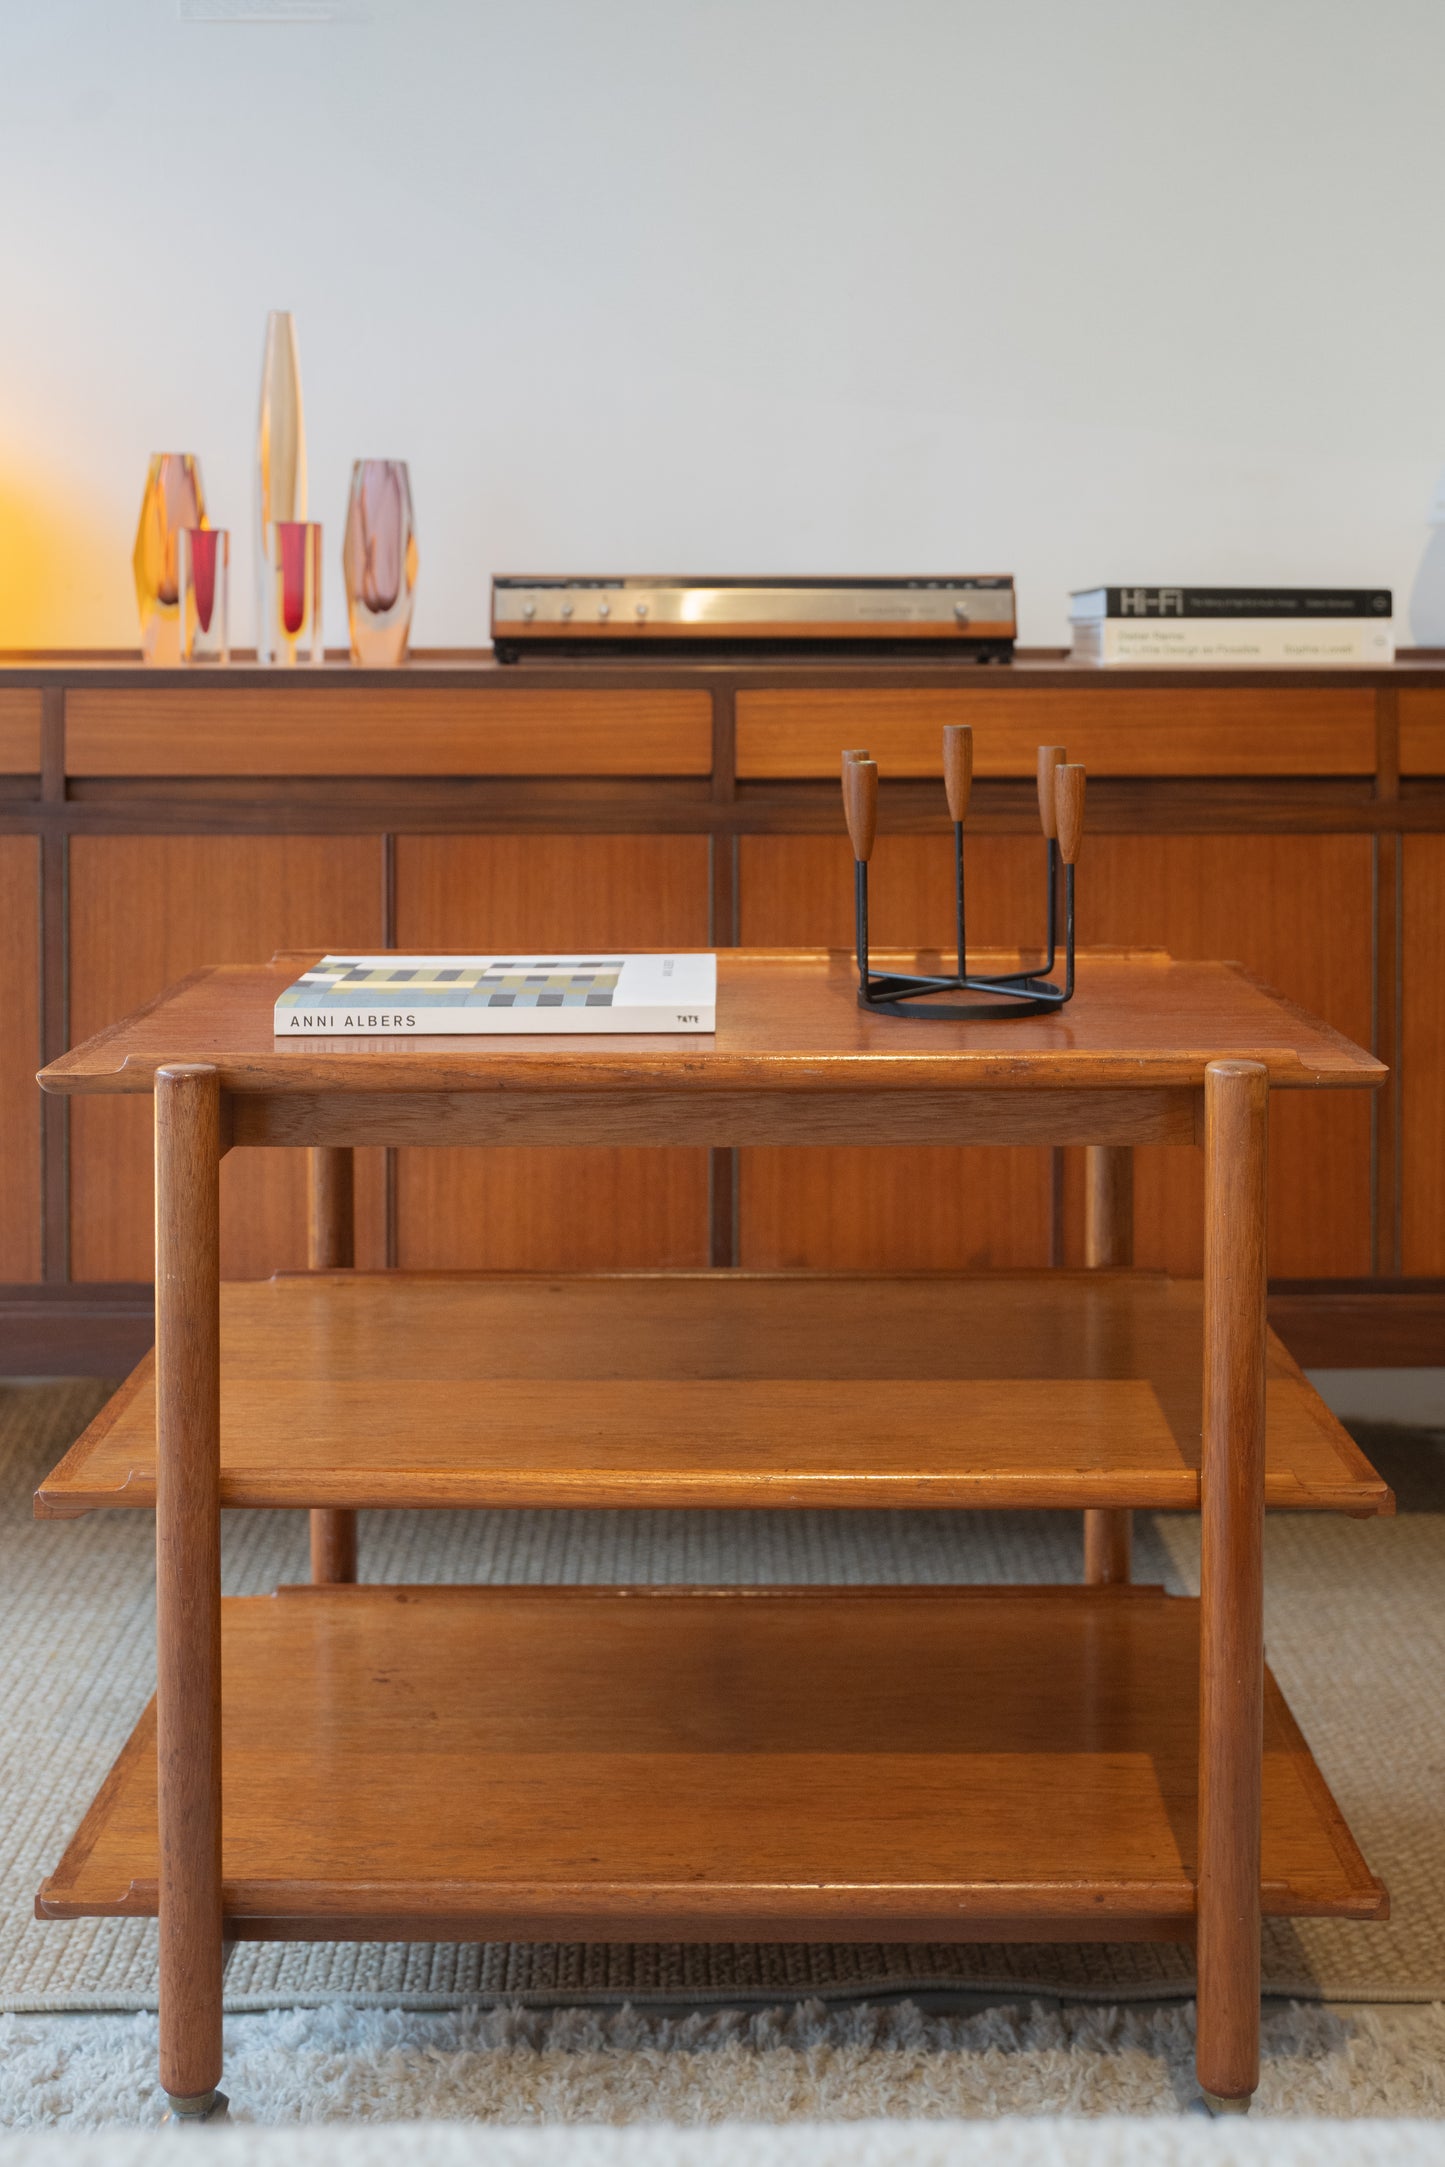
[854,832,1077,1020]
[858,967,1070,1020]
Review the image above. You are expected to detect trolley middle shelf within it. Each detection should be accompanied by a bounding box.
[36,1268,1391,1519]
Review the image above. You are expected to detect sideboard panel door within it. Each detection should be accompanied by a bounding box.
[69,836,386,1280]
[0,838,42,1280]
[392,836,711,1269]
[736,834,1054,1270]
[1074,835,1374,1277]
[1402,836,1445,1272]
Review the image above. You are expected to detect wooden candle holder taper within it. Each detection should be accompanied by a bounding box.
[843,728,1085,1019]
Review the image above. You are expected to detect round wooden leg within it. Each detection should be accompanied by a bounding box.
[308,1149,359,1586]
[1195,1061,1269,2111]
[1083,1144,1135,1587]
[310,1507,358,1584]
[1082,1507,1132,1585]
[154,1066,224,2109]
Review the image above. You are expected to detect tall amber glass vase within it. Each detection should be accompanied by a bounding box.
[342,460,418,665]
[133,454,207,664]
[255,310,306,662]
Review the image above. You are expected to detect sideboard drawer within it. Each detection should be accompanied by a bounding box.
[736,687,1376,779]
[65,688,713,778]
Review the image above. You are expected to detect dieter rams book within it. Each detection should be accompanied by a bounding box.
[1069,586,1393,666]
[275,955,717,1035]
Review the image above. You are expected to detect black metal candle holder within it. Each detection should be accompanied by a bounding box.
[843,728,1086,1020]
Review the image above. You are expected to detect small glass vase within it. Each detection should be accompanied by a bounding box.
[267,521,323,666]
[342,459,418,665]
[256,310,306,664]
[134,453,206,664]
[178,528,230,664]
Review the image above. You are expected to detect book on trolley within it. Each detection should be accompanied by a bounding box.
[274,953,717,1035]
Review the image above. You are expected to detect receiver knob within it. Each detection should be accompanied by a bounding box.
[635,601,649,619]
[598,600,611,619]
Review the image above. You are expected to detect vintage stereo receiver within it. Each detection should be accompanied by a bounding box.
[490,576,1016,661]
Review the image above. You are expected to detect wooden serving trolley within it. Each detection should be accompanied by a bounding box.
[35,946,1390,2118]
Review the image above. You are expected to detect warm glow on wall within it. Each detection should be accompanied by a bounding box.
[0,463,134,652]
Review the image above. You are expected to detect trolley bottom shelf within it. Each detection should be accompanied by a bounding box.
[38,1582,1385,1944]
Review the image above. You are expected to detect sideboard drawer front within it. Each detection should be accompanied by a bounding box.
[736,687,1376,779]
[65,689,713,778]
[1400,689,1445,774]
[0,690,42,773]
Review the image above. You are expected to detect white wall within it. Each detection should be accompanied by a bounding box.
[3,0,1444,653]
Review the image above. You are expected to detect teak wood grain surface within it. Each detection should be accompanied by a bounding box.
[0,687,42,772]
[153,1064,224,2102]
[37,1584,1384,1940]
[391,833,713,1272]
[737,835,1056,1271]
[734,834,1375,1278]
[39,949,1384,1102]
[63,688,714,778]
[67,837,390,1282]
[35,1270,1391,1518]
[735,686,1378,780]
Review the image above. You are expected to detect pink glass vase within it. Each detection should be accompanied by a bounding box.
[179,527,230,664]
[267,521,323,666]
[342,459,418,665]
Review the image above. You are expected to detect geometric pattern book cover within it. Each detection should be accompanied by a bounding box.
[274,953,717,1034]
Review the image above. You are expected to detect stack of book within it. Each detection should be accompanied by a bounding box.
[1069,587,1394,667]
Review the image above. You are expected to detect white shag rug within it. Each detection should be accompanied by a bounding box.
[3,2119,1445,2167]
[1,1998,1444,2129]
[3,2113,1445,2167]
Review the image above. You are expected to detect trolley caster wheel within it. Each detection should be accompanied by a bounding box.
[1199,2089,1252,2117]
[163,2089,230,2125]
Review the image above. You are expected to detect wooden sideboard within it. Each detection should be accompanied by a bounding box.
[4,648,1444,1373]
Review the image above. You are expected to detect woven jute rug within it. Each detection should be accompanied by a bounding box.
[4,1384,1443,2014]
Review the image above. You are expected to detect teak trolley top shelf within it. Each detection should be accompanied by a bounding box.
[35,945,1388,2122]
[40,945,1381,1105]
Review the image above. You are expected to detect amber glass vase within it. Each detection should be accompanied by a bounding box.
[133,454,206,664]
[342,459,418,665]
